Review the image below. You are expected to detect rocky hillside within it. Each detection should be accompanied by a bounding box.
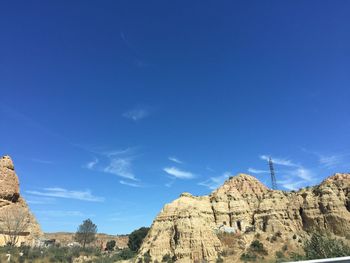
[0,155,42,246]
[138,173,350,262]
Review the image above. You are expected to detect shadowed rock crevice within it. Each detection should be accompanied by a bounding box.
[346,200,350,213]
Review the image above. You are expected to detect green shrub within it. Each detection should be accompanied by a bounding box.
[143,251,152,263]
[304,232,350,260]
[105,240,116,251]
[289,252,305,261]
[249,240,267,255]
[240,251,257,262]
[275,250,284,259]
[113,248,136,260]
[128,227,150,252]
[162,254,175,263]
[216,256,224,263]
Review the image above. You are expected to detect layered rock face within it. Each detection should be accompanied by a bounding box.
[0,155,42,246]
[0,155,20,201]
[138,173,350,262]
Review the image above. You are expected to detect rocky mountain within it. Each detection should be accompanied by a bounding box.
[138,173,350,262]
[0,155,42,246]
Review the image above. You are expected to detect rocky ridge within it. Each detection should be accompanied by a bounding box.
[138,173,350,262]
[0,155,42,246]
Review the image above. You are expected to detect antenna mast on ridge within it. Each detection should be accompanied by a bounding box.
[269,157,277,190]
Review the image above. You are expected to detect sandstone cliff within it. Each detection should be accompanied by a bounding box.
[0,155,42,246]
[138,173,350,262]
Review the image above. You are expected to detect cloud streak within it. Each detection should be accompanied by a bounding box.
[104,158,136,181]
[84,148,139,183]
[247,168,269,174]
[260,155,299,167]
[85,158,99,169]
[163,167,195,179]
[251,154,316,190]
[26,188,104,202]
[199,172,231,190]
[168,157,183,164]
[119,180,142,187]
[319,154,344,168]
[276,179,306,191]
[122,108,149,121]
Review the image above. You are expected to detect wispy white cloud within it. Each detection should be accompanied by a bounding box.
[198,172,231,190]
[26,188,104,202]
[165,180,175,188]
[25,196,55,205]
[119,180,142,188]
[206,166,215,172]
[302,148,350,170]
[103,148,133,158]
[319,154,343,168]
[168,157,183,164]
[253,154,315,190]
[260,155,299,167]
[84,148,139,181]
[122,108,149,121]
[301,148,346,169]
[276,179,306,191]
[291,168,314,181]
[163,167,195,179]
[247,168,269,174]
[104,158,136,181]
[120,31,150,68]
[85,158,99,169]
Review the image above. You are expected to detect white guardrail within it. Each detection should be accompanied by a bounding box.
[287,257,350,263]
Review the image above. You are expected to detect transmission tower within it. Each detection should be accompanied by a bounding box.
[269,157,277,190]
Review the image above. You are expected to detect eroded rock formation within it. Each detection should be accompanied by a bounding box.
[0,155,42,246]
[138,173,350,262]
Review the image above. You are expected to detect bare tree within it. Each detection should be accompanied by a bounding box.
[0,206,30,247]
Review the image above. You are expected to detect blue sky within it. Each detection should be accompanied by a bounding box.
[1,1,350,234]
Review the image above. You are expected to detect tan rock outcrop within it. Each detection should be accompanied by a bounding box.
[0,155,42,246]
[138,173,350,262]
[0,155,20,201]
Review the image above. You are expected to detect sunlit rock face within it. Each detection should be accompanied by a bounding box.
[0,155,20,201]
[138,173,350,262]
[0,155,42,246]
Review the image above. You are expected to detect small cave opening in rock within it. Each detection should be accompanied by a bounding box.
[299,207,306,226]
[262,222,267,232]
[173,225,180,246]
[346,200,350,213]
[262,217,268,232]
[4,193,19,203]
[237,220,242,231]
